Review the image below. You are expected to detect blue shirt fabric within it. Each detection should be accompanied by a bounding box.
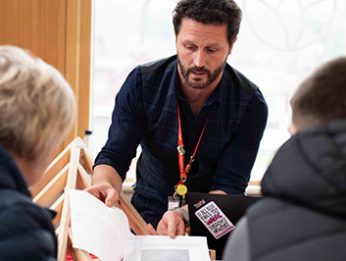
[94,55,268,226]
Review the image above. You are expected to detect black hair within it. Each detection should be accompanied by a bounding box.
[173,0,242,44]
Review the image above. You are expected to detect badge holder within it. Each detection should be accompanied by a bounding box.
[167,182,188,210]
[167,195,180,211]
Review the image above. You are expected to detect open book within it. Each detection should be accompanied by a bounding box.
[69,190,211,261]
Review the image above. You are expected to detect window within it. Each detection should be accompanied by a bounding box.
[91,0,346,183]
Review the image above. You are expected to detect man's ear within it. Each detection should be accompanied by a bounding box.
[288,122,297,136]
[228,37,237,55]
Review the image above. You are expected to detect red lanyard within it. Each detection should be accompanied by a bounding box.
[176,102,210,185]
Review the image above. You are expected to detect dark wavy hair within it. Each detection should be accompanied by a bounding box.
[173,0,242,44]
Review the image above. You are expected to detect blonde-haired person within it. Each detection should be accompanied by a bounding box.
[0,45,75,260]
[223,57,346,261]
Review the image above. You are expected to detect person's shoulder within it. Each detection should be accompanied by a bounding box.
[0,197,57,260]
[0,189,55,229]
[139,55,177,77]
[225,65,267,113]
[225,64,259,95]
[223,217,251,261]
[0,191,56,238]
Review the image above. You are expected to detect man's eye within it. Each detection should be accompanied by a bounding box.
[206,48,217,53]
[185,45,195,51]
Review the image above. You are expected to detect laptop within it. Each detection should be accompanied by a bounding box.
[186,192,260,259]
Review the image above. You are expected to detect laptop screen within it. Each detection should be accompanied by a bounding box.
[186,192,260,259]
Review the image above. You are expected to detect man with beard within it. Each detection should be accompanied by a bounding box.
[88,0,268,228]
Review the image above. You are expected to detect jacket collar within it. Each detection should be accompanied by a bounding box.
[0,143,31,198]
[262,118,346,217]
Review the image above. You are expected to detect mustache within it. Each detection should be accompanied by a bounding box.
[187,66,210,74]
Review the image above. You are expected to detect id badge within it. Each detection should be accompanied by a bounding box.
[194,201,235,239]
[167,196,181,210]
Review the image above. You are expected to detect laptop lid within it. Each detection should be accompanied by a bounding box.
[186,192,260,259]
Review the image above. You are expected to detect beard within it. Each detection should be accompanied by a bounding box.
[178,58,227,89]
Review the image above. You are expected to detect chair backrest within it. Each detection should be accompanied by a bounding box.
[30,137,149,261]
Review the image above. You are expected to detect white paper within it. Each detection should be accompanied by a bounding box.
[123,236,210,261]
[69,189,131,261]
[69,190,211,261]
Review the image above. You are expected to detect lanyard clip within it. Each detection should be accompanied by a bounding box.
[177,145,185,155]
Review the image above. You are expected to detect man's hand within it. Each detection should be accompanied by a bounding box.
[147,223,158,235]
[86,183,120,207]
[86,164,123,207]
[156,209,186,238]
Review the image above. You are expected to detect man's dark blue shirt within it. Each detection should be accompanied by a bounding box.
[94,55,268,226]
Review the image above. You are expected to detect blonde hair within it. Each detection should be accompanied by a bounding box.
[0,45,76,163]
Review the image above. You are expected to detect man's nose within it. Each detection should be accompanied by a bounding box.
[193,50,206,68]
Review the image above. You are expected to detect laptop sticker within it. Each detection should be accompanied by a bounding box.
[194,201,235,239]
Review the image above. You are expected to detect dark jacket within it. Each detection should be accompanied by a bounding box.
[0,144,57,260]
[224,119,346,261]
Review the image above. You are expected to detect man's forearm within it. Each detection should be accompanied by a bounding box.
[92,164,123,193]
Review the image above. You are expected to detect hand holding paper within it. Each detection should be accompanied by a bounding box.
[69,190,211,261]
[69,189,132,261]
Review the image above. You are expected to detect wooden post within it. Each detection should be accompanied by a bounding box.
[30,137,149,260]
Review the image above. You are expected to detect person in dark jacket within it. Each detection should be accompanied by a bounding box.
[0,45,75,260]
[88,0,267,230]
[223,57,346,261]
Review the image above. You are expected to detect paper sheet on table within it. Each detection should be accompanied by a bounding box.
[123,235,210,261]
[69,189,133,261]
